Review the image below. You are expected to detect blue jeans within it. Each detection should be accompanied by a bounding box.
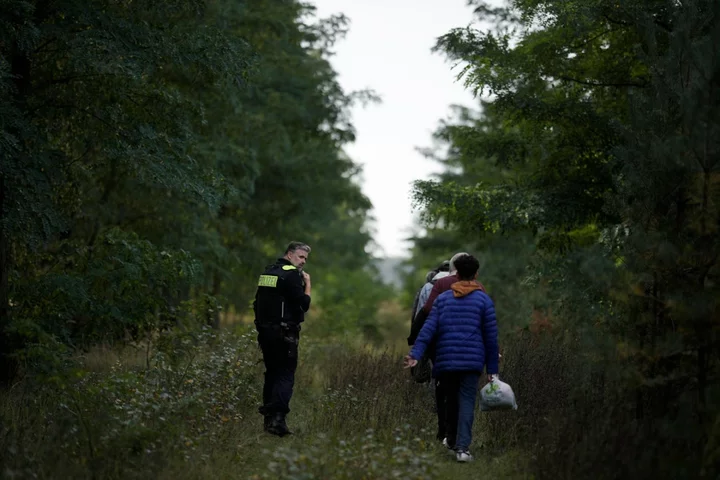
[440,371,480,451]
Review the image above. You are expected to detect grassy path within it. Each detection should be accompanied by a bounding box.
[162,340,531,479]
[1,330,530,479]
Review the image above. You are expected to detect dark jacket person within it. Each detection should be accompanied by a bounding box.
[253,241,312,436]
[405,254,499,463]
[407,251,486,444]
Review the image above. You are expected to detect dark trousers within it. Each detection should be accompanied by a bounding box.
[437,371,481,450]
[435,376,459,445]
[427,347,454,442]
[257,325,298,416]
[435,377,449,441]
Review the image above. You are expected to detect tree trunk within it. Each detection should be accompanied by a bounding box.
[0,49,32,385]
[0,172,17,385]
[207,273,222,329]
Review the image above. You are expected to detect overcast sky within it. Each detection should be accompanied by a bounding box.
[310,0,488,258]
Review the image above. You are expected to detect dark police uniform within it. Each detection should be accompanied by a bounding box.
[253,257,311,435]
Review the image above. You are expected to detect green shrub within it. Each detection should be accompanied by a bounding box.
[476,330,717,479]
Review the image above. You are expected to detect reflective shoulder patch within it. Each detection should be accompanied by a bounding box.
[258,275,278,287]
[281,265,297,270]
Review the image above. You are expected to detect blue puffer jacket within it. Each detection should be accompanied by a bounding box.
[410,283,499,375]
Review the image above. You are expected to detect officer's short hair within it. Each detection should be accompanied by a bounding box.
[449,252,469,272]
[454,254,479,280]
[285,241,311,255]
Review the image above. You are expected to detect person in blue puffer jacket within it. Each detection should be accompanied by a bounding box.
[404,253,499,463]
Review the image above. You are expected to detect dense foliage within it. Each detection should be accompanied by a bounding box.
[0,0,389,382]
[409,0,719,477]
[3,0,719,477]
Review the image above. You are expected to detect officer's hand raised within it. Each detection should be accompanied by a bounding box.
[302,271,311,284]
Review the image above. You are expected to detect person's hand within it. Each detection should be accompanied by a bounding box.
[302,271,311,294]
[403,355,418,369]
[487,374,497,383]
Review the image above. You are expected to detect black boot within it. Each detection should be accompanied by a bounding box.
[263,414,272,432]
[266,412,292,437]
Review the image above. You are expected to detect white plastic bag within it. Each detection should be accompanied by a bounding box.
[480,376,518,411]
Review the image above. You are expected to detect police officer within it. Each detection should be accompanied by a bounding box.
[253,241,312,436]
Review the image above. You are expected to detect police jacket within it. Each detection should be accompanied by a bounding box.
[253,258,311,327]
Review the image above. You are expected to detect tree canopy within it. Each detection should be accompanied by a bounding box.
[410,1,719,476]
[1,0,387,380]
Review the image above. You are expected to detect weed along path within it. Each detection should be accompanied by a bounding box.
[223,335,528,479]
[1,330,527,479]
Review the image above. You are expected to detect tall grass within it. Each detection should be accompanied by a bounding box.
[478,329,717,479]
[0,326,527,480]
[3,322,710,479]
